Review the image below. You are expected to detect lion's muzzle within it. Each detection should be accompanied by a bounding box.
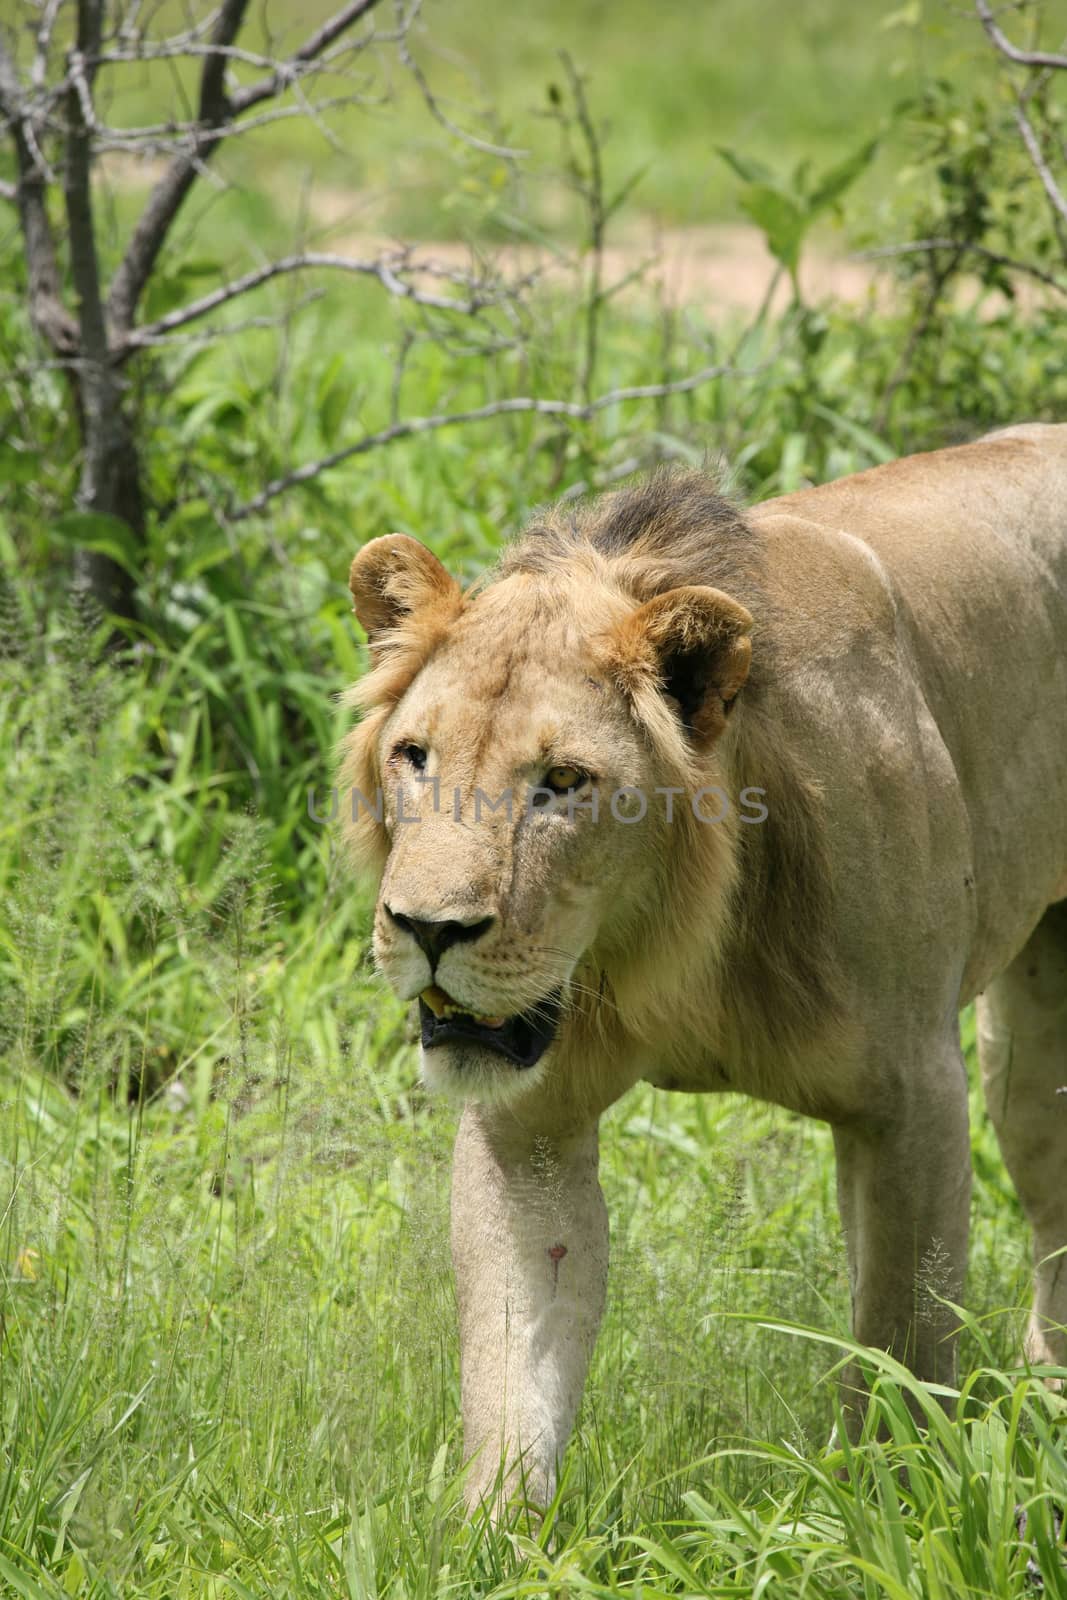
[418,984,563,1069]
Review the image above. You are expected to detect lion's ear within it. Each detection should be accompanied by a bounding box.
[349,534,461,645]
[607,585,753,742]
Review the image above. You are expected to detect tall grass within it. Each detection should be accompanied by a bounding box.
[0,940,1063,1594]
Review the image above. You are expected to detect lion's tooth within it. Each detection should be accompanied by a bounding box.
[421,987,508,1028]
[420,985,450,1018]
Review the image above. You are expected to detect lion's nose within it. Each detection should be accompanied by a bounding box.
[384,905,495,965]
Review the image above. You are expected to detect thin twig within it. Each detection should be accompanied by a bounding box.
[230,0,384,115]
[68,49,99,133]
[558,453,644,503]
[1013,99,1067,230]
[92,36,360,76]
[974,0,1067,71]
[395,7,525,160]
[32,0,66,93]
[561,52,605,411]
[856,236,1067,293]
[128,290,326,350]
[90,93,378,153]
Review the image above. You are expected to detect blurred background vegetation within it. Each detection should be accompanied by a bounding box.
[1,0,1065,1593]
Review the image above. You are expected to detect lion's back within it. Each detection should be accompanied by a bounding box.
[752,425,1067,994]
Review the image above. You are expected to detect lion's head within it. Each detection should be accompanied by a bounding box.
[341,477,764,1103]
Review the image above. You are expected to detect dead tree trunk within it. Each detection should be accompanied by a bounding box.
[64,0,140,621]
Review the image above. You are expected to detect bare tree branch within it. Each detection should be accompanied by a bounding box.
[32,0,66,93]
[1013,98,1067,230]
[395,12,526,160]
[856,236,1067,293]
[0,176,16,202]
[105,0,252,334]
[93,37,357,77]
[106,0,391,334]
[229,0,385,115]
[970,2,1067,267]
[119,249,520,354]
[126,290,327,350]
[229,358,753,521]
[90,93,375,156]
[0,38,78,352]
[974,0,1067,71]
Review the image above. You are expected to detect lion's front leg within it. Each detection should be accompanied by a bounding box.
[451,1104,608,1516]
[832,1037,972,1426]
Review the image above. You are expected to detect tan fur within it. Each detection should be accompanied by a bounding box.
[342,426,1067,1514]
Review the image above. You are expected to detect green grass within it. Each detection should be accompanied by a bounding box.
[1,971,1064,1595]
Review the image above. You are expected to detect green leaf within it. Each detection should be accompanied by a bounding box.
[160,499,234,579]
[717,145,775,187]
[50,511,141,577]
[179,385,251,440]
[604,162,651,223]
[778,431,809,492]
[0,1554,59,1599]
[316,354,351,448]
[143,258,223,321]
[0,439,41,485]
[808,137,880,215]
[737,185,808,274]
[809,402,895,463]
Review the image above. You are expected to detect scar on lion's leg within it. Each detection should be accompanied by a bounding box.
[548,1243,567,1296]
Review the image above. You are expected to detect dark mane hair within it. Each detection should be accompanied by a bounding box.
[506,468,757,584]
[502,466,778,694]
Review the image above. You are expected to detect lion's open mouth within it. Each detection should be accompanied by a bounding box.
[419,984,562,1069]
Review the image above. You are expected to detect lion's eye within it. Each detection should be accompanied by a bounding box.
[543,764,587,794]
[393,742,427,771]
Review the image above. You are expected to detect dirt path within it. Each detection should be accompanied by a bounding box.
[310,184,877,314]
[602,223,875,312]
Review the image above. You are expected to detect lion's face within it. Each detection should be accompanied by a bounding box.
[370,582,669,1099]
[344,534,752,1101]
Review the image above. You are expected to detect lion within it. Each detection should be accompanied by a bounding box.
[342,423,1067,1514]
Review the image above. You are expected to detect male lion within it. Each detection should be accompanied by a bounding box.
[342,423,1067,1513]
